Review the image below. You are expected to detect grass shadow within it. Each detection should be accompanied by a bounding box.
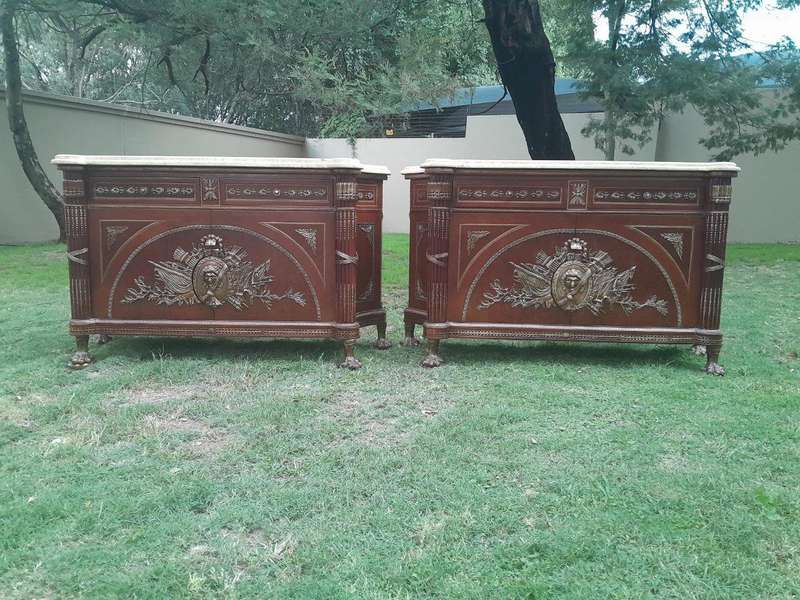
[89,335,353,365]
[438,339,702,372]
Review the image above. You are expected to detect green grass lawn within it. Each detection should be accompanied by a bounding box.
[1,235,798,599]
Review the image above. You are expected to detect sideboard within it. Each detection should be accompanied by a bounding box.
[403,159,739,374]
[53,155,390,369]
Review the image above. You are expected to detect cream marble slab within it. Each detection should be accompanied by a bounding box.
[418,159,740,173]
[400,166,425,176]
[361,164,392,176]
[52,155,390,174]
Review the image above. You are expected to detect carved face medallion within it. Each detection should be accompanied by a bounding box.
[193,256,230,307]
[479,237,670,318]
[552,261,591,311]
[122,234,307,312]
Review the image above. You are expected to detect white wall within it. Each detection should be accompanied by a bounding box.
[655,103,800,243]
[308,113,658,234]
[0,91,305,244]
[312,108,799,243]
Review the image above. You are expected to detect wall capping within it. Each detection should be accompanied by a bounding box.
[0,88,306,146]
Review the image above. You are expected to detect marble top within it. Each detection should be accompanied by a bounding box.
[415,159,740,173]
[52,155,390,175]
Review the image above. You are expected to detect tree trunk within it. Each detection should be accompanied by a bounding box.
[1,1,66,242]
[482,0,574,160]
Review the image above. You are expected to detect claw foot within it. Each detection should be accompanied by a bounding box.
[339,356,363,370]
[705,361,725,376]
[375,338,392,350]
[69,351,93,369]
[421,353,444,368]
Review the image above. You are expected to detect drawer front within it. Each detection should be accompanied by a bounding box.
[454,175,565,210]
[220,174,331,208]
[90,175,201,206]
[588,176,704,211]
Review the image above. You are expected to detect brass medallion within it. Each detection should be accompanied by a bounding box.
[122,234,306,310]
[479,238,669,316]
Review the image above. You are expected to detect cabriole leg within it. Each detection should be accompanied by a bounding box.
[705,343,725,376]
[374,321,391,350]
[403,321,420,347]
[69,335,92,369]
[421,338,444,368]
[340,339,363,370]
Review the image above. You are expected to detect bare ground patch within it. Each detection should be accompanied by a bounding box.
[318,389,453,448]
[119,384,204,407]
[141,411,232,457]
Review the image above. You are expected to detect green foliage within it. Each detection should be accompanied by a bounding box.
[552,0,800,160]
[5,0,496,138]
[0,239,799,598]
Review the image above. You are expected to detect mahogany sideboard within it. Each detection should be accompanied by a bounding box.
[53,155,390,369]
[403,159,740,374]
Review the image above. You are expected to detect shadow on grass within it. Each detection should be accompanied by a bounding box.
[436,339,702,372]
[88,335,349,365]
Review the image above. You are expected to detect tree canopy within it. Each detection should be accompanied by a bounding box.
[4,0,496,137]
[5,0,798,158]
[2,0,800,239]
[547,0,800,159]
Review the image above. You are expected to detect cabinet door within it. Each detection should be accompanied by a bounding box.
[570,213,703,329]
[208,209,333,323]
[91,207,215,321]
[450,212,576,325]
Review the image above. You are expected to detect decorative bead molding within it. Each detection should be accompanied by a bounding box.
[458,188,561,201]
[227,185,326,199]
[94,183,195,198]
[594,190,697,202]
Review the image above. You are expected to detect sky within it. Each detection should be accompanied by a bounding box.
[740,3,800,48]
[594,2,800,49]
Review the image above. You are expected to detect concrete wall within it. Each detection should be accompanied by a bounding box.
[307,113,657,235]
[0,90,305,244]
[655,102,800,243]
